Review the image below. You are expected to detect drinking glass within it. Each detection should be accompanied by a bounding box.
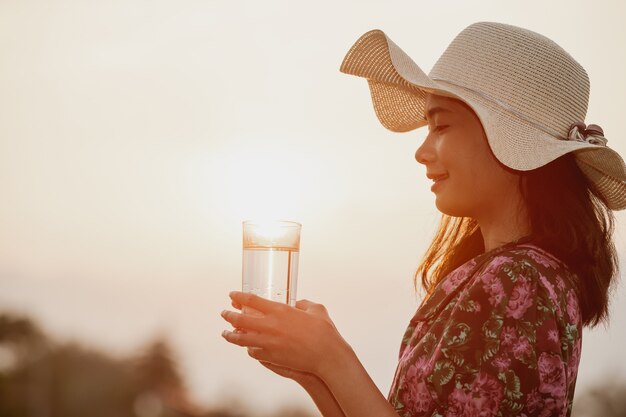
[242,220,301,306]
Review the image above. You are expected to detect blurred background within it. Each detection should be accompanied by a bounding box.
[1,0,625,416]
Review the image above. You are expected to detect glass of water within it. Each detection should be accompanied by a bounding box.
[242,220,301,306]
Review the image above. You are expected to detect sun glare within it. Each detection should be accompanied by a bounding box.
[200,139,321,224]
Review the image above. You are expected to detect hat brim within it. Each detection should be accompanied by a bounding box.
[340,29,626,210]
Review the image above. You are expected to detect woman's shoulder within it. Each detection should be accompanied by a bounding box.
[441,242,575,299]
[477,243,576,292]
[494,243,569,272]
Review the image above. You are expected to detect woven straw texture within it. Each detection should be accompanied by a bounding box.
[340,21,626,210]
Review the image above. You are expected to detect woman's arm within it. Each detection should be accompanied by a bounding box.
[300,375,347,417]
[314,341,399,417]
[258,362,346,417]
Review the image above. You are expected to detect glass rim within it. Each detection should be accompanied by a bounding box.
[242,219,302,228]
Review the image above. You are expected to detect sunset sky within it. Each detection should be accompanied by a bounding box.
[1,0,625,414]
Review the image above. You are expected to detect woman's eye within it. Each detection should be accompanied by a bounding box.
[434,125,449,132]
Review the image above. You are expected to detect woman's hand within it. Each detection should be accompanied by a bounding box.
[220,291,353,378]
[258,361,318,386]
[221,292,400,417]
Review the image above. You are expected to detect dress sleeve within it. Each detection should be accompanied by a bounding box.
[391,251,582,417]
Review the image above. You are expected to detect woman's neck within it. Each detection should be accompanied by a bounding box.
[480,228,532,252]
[477,198,531,253]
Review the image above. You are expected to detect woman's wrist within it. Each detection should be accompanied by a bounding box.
[316,340,358,384]
[314,344,399,417]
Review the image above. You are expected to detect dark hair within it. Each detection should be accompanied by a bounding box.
[414,152,619,327]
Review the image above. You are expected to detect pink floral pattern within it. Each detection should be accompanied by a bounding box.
[538,352,567,400]
[388,243,582,417]
[445,372,504,417]
[506,276,535,319]
[442,262,476,295]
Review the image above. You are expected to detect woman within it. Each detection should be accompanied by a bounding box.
[220,22,626,416]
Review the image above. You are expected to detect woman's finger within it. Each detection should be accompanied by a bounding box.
[229,291,282,314]
[259,361,316,384]
[231,300,242,310]
[247,347,269,361]
[295,299,316,310]
[221,329,266,348]
[259,361,294,376]
[221,310,272,333]
[296,299,329,317]
[259,360,277,371]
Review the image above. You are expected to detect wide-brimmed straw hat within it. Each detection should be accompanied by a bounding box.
[340,21,626,210]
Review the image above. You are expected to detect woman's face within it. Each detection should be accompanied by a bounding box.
[415,94,521,220]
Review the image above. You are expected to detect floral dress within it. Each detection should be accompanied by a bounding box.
[388,240,582,417]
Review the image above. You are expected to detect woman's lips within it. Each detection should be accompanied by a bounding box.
[430,174,449,191]
[432,174,449,182]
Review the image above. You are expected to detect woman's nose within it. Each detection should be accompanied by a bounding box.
[415,138,435,165]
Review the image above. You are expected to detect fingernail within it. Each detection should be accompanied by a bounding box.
[221,330,229,338]
[220,310,228,317]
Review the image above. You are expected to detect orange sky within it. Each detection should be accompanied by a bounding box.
[1,0,626,414]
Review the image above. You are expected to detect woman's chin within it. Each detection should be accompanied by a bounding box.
[434,198,469,218]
